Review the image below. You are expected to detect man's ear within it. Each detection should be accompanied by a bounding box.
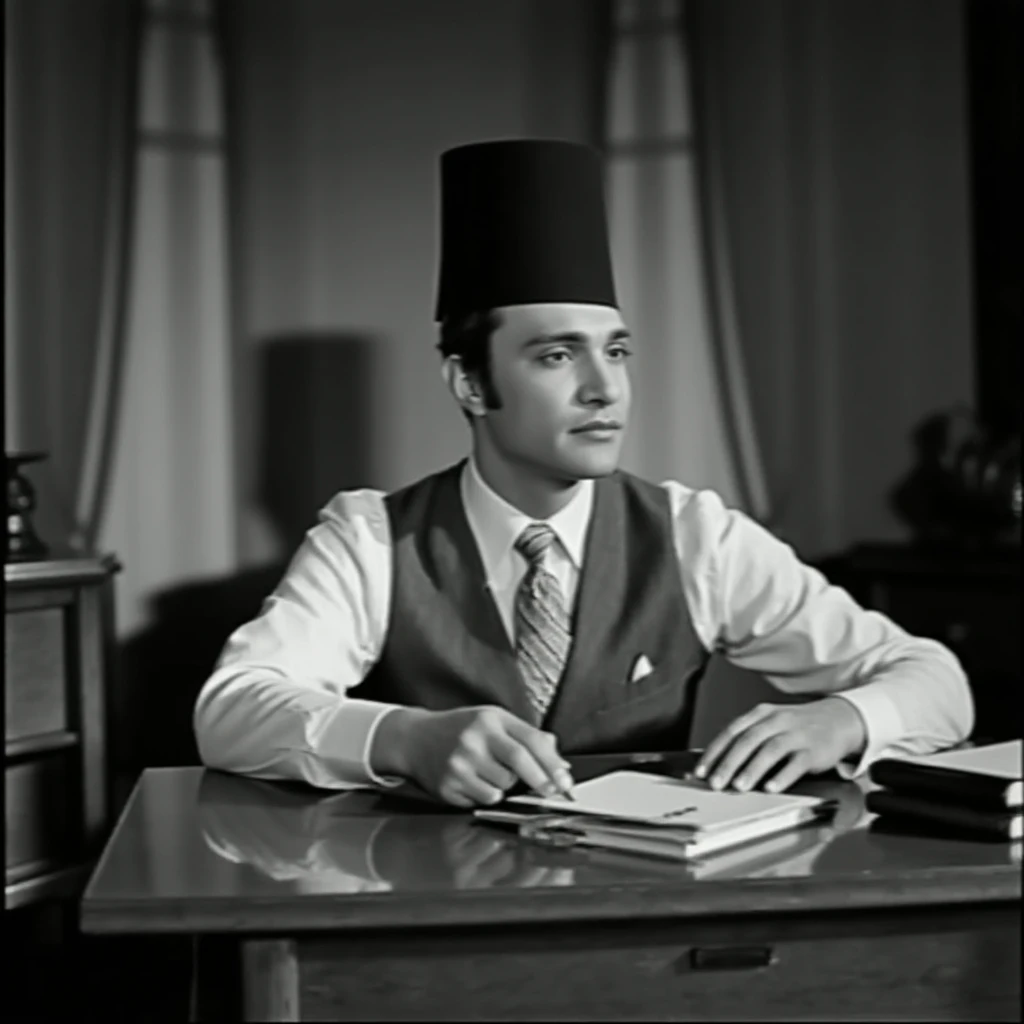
[442,356,487,418]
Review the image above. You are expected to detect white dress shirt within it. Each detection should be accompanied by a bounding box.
[461,456,591,642]
[194,459,974,790]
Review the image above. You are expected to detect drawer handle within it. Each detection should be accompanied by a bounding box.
[688,946,776,971]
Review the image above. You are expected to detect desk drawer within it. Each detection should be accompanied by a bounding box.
[5,752,80,878]
[5,607,68,742]
[298,908,1020,1021]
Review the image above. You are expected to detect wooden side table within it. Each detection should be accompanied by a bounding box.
[5,552,120,910]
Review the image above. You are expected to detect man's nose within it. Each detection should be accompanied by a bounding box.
[579,355,622,405]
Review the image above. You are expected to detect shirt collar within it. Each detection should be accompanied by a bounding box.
[460,455,594,581]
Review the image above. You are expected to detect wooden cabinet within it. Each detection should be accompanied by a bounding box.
[818,543,1020,743]
[5,553,119,909]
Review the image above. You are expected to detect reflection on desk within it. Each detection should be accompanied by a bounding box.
[196,767,867,894]
[198,773,578,893]
[83,759,1023,937]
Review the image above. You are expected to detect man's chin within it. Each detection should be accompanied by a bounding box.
[555,448,623,481]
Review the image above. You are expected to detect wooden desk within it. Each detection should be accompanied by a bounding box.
[81,753,1021,1022]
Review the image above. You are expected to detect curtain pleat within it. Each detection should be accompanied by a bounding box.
[686,0,771,523]
[604,0,765,514]
[4,0,140,551]
[97,0,236,640]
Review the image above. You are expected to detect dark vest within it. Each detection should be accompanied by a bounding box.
[360,461,710,754]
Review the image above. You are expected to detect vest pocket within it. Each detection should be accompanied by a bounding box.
[592,668,679,718]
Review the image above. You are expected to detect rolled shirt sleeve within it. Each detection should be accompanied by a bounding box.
[193,490,404,790]
[665,483,975,776]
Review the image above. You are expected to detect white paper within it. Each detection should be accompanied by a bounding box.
[508,770,825,832]
[889,740,1022,780]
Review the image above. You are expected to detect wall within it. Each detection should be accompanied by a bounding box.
[226,0,602,563]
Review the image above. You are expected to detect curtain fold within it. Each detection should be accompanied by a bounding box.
[603,0,766,517]
[75,3,145,551]
[689,0,974,557]
[97,0,237,640]
[4,0,140,553]
[686,0,771,524]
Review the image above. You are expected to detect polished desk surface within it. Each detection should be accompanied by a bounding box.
[81,752,1022,935]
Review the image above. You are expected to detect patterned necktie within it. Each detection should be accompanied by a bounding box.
[514,523,572,720]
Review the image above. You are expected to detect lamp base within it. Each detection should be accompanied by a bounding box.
[6,452,50,563]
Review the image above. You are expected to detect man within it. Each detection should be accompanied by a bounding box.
[194,139,973,807]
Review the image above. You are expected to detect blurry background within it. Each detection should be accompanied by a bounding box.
[5,0,1020,791]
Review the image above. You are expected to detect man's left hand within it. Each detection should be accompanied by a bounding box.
[693,697,867,793]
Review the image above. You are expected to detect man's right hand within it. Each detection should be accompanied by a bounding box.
[370,705,574,808]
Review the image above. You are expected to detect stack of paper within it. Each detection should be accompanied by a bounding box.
[475,770,836,861]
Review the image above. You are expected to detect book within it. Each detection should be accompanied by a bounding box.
[489,769,835,860]
[547,820,837,879]
[474,802,832,862]
[868,741,1022,809]
[865,789,1022,841]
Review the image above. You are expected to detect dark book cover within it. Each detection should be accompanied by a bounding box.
[865,789,1022,841]
[868,757,1021,810]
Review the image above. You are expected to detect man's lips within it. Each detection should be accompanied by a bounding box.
[570,421,623,433]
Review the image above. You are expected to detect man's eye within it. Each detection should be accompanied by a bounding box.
[608,345,633,361]
[539,350,572,366]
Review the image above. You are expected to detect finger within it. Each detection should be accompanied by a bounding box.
[456,775,506,806]
[491,724,571,795]
[732,733,799,792]
[504,721,575,795]
[457,721,519,793]
[706,719,783,790]
[445,755,505,806]
[762,751,810,794]
[438,782,476,809]
[466,747,518,794]
[489,732,563,796]
[694,704,776,780]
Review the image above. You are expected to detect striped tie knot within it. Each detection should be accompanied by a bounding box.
[515,523,558,567]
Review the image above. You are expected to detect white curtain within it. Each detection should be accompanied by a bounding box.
[606,0,768,518]
[98,0,236,639]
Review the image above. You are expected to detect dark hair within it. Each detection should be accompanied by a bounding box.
[437,308,504,417]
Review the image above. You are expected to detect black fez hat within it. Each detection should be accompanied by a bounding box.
[434,138,618,321]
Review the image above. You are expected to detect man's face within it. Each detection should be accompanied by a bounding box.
[477,302,632,482]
